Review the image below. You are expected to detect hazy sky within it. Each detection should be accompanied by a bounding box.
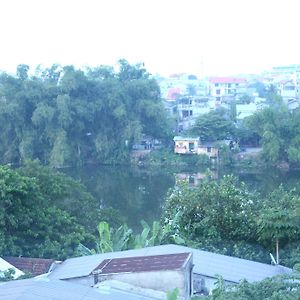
[0,0,299,77]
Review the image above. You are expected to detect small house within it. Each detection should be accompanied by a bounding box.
[174,136,200,154]
[93,252,193,299]
[3,256,57,277]
[174,136,219,159]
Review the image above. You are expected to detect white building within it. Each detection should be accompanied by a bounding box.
[208,77,248,102]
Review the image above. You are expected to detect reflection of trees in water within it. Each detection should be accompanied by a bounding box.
[64,165,175,230]
[63,165,300,230]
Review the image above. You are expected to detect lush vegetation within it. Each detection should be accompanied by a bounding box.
[185,102,300,166]
[204,272,300,300]
[0,61,172,167]
[0,161,98,259]
[162,175,300,268]
[190,109,235,142]
[244,105,300,165]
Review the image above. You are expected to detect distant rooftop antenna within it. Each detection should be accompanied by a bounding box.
[200,56,204,79]
[270,253,277,265]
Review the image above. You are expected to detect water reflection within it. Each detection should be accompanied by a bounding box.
[63,164,300,230]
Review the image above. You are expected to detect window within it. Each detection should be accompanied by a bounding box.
[216,89,221,95]
[228,83,231,88]
[215,83,219,87]
[207,147,211,153]
[216,97,221,101]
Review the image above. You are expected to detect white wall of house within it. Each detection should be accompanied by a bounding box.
[0,258,24,279]
[98,270,188,298]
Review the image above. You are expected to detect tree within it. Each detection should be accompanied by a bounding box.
[257,186,300,264]
[191,110,235,142]
[0,164,97,259]
[207,273,300,300]
[243,106,300,164]
[162,175,264,260]
[0,61,171,166]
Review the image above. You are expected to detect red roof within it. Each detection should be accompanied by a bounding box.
[92,252,191,275]
[3,257,55,276]
[167,87,181,99]
[209,77,247,84]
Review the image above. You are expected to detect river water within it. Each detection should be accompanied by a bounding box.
[64,164,300,230]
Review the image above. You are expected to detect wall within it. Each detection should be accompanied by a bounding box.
[98,270,185,296]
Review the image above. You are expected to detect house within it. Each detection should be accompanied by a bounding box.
[208,77,247,102]
[278,79,299,103]
[175,97,212,131]
[174,136,200,154]
[3,256,58,277]
[0,257,24,279]
[173,136,219,159]
[93,253,193,299]
[48,252,192,299]
[47,244,292,296]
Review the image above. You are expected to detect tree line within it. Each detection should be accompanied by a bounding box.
[0,61,172,167]
[189,102,300,166]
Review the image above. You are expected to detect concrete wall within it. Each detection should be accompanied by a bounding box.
[98,270,185,295]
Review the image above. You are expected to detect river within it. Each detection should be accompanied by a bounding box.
[64,164,300,230]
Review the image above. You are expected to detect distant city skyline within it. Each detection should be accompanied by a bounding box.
[0,0,299,77]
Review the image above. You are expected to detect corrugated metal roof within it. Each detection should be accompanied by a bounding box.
[3,257,55,276]
[0,277,157,300]
[93,252,190,274]
[48,244,292,283]
[173,136,200,142]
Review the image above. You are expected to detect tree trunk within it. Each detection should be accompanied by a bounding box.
[276,238,279,264]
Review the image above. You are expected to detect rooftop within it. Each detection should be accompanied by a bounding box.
[93,252,190,275]
[0,277,155,300]
[173,136,200,142]
[3,257,56,277]
[209,77,247,84]
[48,244,292,283]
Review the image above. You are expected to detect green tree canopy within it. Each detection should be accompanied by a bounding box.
[191,110,235,142]
[0,163,98,259]
[0,60,172,166]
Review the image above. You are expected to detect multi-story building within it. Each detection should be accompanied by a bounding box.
[208,77,247,102]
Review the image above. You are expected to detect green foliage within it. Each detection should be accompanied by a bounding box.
[0,163,99,259]
[78,217,187,255]
[207,273,300,300]
[0,268,15,282]
[257,187,300,263]
[191,110,235,142]
[141,149,210,167]
[163,177,300,266]
[0,60,171,166]
[166,288,180,300]
[243,106,300,164]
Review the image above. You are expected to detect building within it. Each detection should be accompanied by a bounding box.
[277,79,299,103]
[208,77,247,102]
[0,258,24,279]
[47,244,292,296]
[3,257,58,277]
[173,136,219,159]
[93,253,193,299]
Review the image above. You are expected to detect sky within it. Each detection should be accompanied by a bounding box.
[0,0,299,77]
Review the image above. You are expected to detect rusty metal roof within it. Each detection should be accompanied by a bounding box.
[3,257,55,276]
[92,252,191,275]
